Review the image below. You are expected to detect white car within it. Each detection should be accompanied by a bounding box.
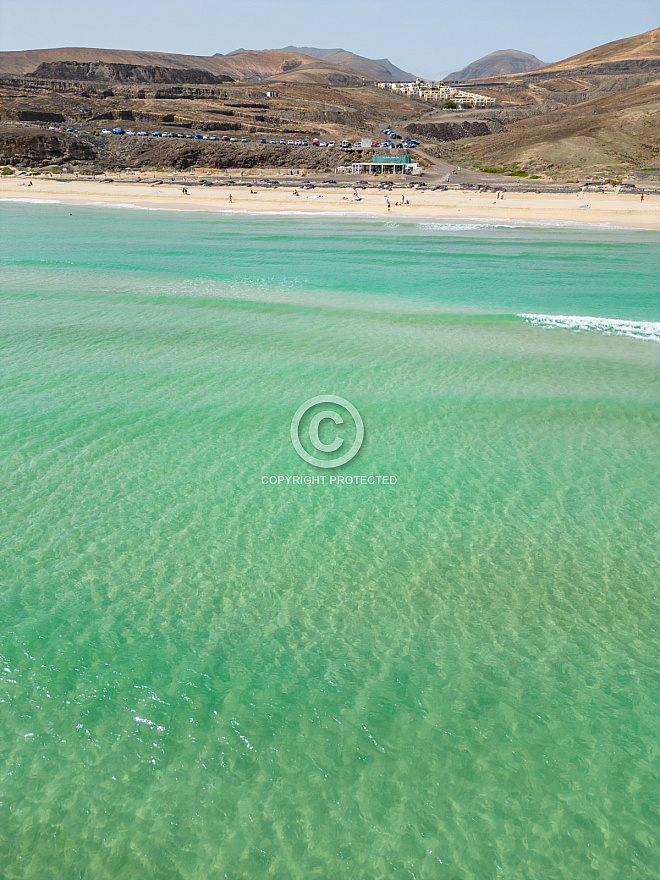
[137,131,148,136]
[101,129,111,134]
[125,130,135,136]
[327,142,336,148]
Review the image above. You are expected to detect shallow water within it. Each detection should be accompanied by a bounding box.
[1,204,659,879]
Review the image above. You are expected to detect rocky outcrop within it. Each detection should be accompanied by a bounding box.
[14,109,65,123]
[27,61,234,85]
[407,120,503,142]
[0,131,96,166]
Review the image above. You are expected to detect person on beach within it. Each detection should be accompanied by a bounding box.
[229,194,232,203]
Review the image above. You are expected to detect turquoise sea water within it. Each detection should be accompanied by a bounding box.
[1,203,659,880]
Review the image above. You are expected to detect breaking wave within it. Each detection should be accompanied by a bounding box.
[519,313,660,342]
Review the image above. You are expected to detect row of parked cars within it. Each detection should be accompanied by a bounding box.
[95,129,416,150]
[382,128,420,149]
[49,124,419,150]
[97,128,251,141]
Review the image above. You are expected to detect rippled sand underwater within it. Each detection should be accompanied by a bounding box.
[1,205,659,879]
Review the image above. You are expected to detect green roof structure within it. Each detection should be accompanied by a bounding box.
[372,154,411,164]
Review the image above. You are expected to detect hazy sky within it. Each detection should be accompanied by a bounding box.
[1,0,658,78]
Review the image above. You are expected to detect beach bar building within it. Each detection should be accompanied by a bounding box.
[337,154,421,175]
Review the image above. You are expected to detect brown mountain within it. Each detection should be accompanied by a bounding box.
[540,26,660,71]
[450,78,660,175]
[0,46,353,82]
[447,50,546,81]
[438,27,660,177]
[280,47,415,81]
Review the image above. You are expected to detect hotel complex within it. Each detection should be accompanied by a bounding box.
[377,80,495,107]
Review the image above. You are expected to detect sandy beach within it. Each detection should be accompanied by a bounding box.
[2,175,659,229]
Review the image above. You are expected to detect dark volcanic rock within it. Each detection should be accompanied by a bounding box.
[27,61,234,85]
[15,109,65,123]
[407,120,502,142]
[0,131,96,166]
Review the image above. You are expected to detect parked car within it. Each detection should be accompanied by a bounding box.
[319,141,327,147]
[185,133,194,138]
[125,130,135,136]
[195,134,203,139]
[295,140,301,146]
[209,135,219,141]
[241,136,248,142]
[302,139,308,146]
[230,137,237,142]
[202,135,209,140]
[260,138,267,143]
[327,141,336,147]
[287,140,294,145]
[111,128,124,134]
[221,135,230,141]
[340,140,351,148]
[280,139,286,144]
[49,125,57,130]
[137,131,148,136]
[101,129,112,135]
[270,139,277,144]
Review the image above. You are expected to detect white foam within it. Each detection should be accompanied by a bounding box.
[417,221,515,231]
[0,197,62,204]
[519,313,660,343]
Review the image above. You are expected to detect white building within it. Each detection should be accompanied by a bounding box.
[377,80,495,107]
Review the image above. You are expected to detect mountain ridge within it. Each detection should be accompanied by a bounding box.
[0,46,375,83]
[447,50,546,81]
[280,46,416,81]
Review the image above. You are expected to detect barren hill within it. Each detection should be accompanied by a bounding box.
[0,47,350,82]
[281,47,415,81]
[447,50,546,81]
[448,77,660,176]
[540,26,660,71]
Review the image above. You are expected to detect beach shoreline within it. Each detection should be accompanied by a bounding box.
[2,177,660,229]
